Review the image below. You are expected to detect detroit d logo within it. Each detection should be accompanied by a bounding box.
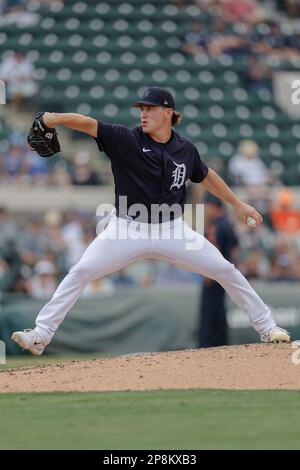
[170,161,186,190]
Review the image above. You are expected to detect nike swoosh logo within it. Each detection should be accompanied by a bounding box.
[142,147,152,152]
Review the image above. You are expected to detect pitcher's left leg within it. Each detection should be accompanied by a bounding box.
[154,221,289,341]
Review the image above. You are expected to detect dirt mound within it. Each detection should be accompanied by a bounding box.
[0,343,299,393]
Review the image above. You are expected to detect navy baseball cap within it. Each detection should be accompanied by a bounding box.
[132,87,176,109]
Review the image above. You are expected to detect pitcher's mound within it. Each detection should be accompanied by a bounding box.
[0,343,299,393]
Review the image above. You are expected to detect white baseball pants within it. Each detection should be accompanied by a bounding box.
[35,216,276,345]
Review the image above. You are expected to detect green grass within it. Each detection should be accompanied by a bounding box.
[0,354,107,370]
[0,390,300,449]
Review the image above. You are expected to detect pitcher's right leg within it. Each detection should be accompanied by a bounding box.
[12,218,151,351]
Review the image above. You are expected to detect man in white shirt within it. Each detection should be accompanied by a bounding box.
[0,51,38,106]
[229,140,270,187]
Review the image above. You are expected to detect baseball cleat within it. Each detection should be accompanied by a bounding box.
[260,326,290,343]
[11,329,45,356]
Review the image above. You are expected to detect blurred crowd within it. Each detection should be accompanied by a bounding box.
[0,0,62,15]
[275,0,300,17]
[182,0,300,83]
[0,112,292,187]
[228,187,300,281]
[1,183,300,300]
[0,51,38,107]
[0,0,62,30]
[0,0,300,299]
[0,205,198,299]
[0,0,30,14]
[0,126,111,186]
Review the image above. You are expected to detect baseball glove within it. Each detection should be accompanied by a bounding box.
[27,112,61,157]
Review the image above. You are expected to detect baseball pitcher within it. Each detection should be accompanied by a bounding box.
[12,87,290,355]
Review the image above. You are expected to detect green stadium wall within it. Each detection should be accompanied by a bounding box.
[0,284,299,355]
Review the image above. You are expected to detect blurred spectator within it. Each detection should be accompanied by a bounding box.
[50,161,72,186]
[191,155,226,204]
[0,257,10,289]
[11,271,30,294]
[117,260,154,287]
[1,202,300,296]
[82,278,115,297]
[152,261,199,285]
[43,209,67,260]
[270,188,300,234]
[26,149,50,185]
[0,0,27,14]
[17,213,48,266]
[198,193,238,347]
[240,56,272,92]
[182,5,300,61]
[182,20,209,55]
[256,21,288,59]
[285,22,300,60]
[0,240,22,292]
[207,156,226,179]
[208,18,251,57]
[61,209,87,268]
[0,143,29,183]
[1,0,28,13]
[174,0,189,8]
[82,224,96,250]
[228,140,271,187]
[0,132,107,186]
[0,206,17,244]
[235,224,273,279]
[219,0,265,24]
[279,0,300,16]
[112,268,137,286]
[245,185,274,230]
[270,234,300,281]
[0,1,42,26]
[71,151,102,186]
[250,19,300,61]
[27,260,57,299]
[0,51,38,107]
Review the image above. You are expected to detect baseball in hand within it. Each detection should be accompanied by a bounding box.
[247,216,257,227]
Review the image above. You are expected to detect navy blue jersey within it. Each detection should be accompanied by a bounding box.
[94,122,208,221]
